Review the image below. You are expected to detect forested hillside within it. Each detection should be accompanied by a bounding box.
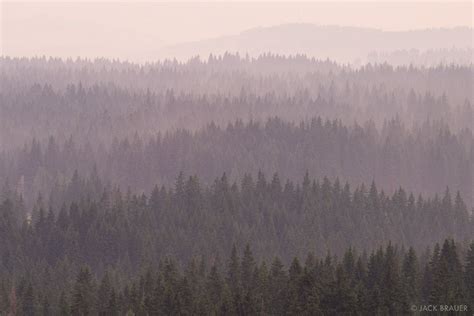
[1,56,472,152]
[1,117,472,208]
[1,173,473,313]
[160,24,473,65]
[0,53,472,315]
[1,226,473,315]
[1,172,472,265]
[1,56,473,210]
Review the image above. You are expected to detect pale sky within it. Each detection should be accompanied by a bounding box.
[1,1,473,61]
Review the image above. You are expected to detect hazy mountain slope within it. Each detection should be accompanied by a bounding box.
[159,24,473,65]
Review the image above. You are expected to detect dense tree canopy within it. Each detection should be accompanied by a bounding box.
[1,172,472,270]
[0,234,472,315]
[1,56,472,212]
[1,116,472,209]
[0,54,472,315]
[1,55,472,152]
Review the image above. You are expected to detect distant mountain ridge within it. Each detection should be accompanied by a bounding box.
[159,24,473,65]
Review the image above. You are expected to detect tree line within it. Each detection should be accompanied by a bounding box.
[2,117,472,209]
[1,239,473,315]
[1,172,472,270]
[1,55,472,153]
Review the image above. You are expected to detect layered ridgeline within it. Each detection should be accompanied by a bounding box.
[1,172,472,266]
[1,117,472,208]
[0,172,473,314]
[0,56,472,151]
[0,54,472,315]
[159,24,473,65]
[0,239,473,315]
[0,179,474,314]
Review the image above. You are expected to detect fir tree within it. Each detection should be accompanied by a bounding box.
[464,242,474,310]
[71,266,96,315]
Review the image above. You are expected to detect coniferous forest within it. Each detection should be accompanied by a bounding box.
[1,8,474,314]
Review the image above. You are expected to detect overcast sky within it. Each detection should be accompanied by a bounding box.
[1,1,472,60]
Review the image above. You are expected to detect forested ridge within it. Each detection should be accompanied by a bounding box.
[1,232,474,315]
[1,172,472,266]
[1,55,472,151]
[1,55,472,209]
[1,117,472,209]
[0,54,473,315]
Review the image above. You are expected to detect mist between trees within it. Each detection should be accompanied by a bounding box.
[0,53,473,315]
[0,55,473,210]
[1,55,472,151]
[1,171,472,264]
[1,116,472,210]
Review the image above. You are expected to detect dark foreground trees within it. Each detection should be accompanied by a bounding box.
[0,240,473,315]
[0,172,472,314]
[0,172,472,267]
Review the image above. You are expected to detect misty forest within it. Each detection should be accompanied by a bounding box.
[0,20,474,316]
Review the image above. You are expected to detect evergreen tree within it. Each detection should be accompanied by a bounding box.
[429,239,465,305]
[465,242,474,310]
[241,244,256,293]
[382,243,404,314]
[71,266,96,315]
[107,288,119,316]
[21,283,36,316]
[268,257,287,315]
[402,247,419,307]
[59,291,70,316]
[286,257,303,315]
[176,277,194,315]
[148,276,164,315]
[206,263,223,314]
[332,265,357,314]
[227,244,242,312]
[299,265,321,315]
[42,296,51,316]
[97,272,112,315]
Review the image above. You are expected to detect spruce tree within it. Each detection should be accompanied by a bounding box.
[58,291,70,316]
[21,283,36,316]
[241,244,256,294]
[206,263,223,314]
[382,243,404,314]
[268,257,287,315]
[97,272,112,315]
[286,257,303,315]
[106,288,119,316]
[430,239,465,305]
[465,242,474,310]
[227,244,242,311]
[332,265,357,314]
[42,296,51,316]
[71,266,96,315]
[402,247,419,307]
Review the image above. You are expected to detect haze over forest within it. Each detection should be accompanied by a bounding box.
[161,24,474,65]
[0,1,473,315]
[2,2,473,63]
